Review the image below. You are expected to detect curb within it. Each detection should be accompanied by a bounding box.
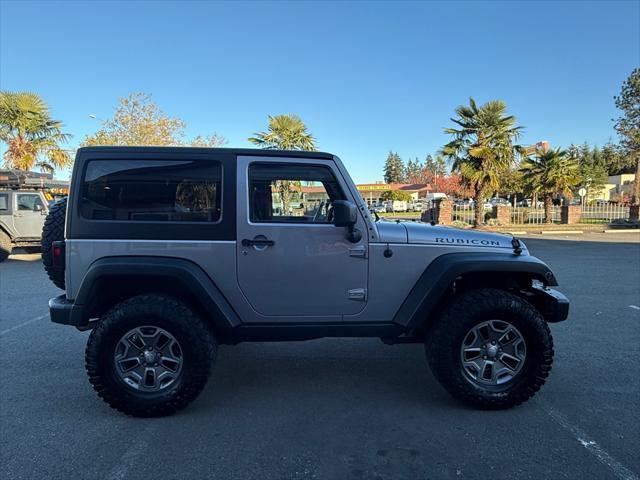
[538,230,584,235]
[602,229,640,233]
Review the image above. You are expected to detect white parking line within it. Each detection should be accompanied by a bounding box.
[545,406,639,480]
[629,305,640,311]
[105,437,150,480]
[0,314,47,336]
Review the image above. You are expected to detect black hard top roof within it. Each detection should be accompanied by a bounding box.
[76,146,335,160]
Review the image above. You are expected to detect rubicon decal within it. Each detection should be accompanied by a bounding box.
[435,237,502,246]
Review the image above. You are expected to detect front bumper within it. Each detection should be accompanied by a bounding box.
[49,295,86,328]
[529,287,570,323]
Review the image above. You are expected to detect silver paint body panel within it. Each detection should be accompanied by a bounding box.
[65,152,528,325]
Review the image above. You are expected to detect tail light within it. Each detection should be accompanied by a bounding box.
[52,241,65,268]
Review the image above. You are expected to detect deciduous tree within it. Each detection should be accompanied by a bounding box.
[380,189,412,201]
[82,93,227,148]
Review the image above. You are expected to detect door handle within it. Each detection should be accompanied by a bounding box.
[241,238,275,247]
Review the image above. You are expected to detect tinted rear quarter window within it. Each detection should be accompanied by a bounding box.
[81,159,222,223]
[0,193,8,211]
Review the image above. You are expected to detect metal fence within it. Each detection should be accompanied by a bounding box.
[510,207,562,225]
[448,203,632,225]
[451,204,475,224]
[579,204,630,224]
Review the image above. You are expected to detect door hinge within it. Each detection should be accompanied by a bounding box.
[348,288,367,301]
[348,245,367,258]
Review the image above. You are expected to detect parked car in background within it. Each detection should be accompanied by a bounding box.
[407,201,423,212]
[454,198,474,207]
[369,204,386,214]
[385,200,408,212]
[0,170,55,261]
[425,192,447,203]
[489,197,510,206]
[516,199,544,208]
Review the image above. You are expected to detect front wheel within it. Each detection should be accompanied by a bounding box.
[85,294,217,417]
[426,288,554,409]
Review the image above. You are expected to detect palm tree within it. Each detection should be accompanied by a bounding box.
[248,114,316,151]
[248,114,317,213]
[0,91,72,173]
[520,148,581,223]
[442,98,522,226]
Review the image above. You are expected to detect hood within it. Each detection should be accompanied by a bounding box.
[376,220,521,251]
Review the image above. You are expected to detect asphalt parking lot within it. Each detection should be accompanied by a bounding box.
[1,235,639,480]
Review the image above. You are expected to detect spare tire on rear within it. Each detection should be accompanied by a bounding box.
[42,197,67,290]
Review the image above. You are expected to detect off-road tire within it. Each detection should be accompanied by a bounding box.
[0,229,11,262]
[426,288,554,409]
[85,294,217,417]
[41,196,67,289]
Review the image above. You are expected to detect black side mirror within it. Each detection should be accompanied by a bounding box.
[332,200,362,243]
[332,200,357,227]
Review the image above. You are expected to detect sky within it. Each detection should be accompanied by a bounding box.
[1,0,639,183]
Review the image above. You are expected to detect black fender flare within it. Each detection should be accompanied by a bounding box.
[393,252,559,329]
[72,256,241,330]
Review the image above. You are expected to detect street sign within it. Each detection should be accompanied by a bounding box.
[578,187,587,197]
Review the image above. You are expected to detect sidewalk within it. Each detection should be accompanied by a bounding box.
[516,230,640,243]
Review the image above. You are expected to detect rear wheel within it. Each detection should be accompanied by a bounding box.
[41,197,67,289]
[426,288,554,409]
[0,229,11,262]
[85,294,217,417]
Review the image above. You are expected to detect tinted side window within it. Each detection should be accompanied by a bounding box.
[0,193,8,211]
[81,160,222,222]
[249,163,345,223]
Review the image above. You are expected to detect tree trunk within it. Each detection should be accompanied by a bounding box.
[632,154,640,206]
[473,187,485,227]
[543,195,553,224]
[279,180,291,215]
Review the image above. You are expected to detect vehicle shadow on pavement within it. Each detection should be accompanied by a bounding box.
[196,341,459,412]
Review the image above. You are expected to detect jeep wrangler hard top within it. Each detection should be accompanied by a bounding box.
[45,147,568,417]
[0,170,52,261]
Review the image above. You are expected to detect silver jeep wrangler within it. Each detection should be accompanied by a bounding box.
[46,147,568,417]
[0,171,50,261]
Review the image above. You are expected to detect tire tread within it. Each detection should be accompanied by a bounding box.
[85,294,216,417]
[426,288,554,409]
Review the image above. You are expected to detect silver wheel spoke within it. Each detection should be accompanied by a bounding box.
[117,356,141,372]
[114,326,183,392]
[460,320,526,387]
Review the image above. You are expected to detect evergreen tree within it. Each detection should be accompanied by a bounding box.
[383,151,405,183]
[405,157,422,183]
[572,143,608,197]
[602,142,623,175]
[424,154,436,175]
[613,68,640,204]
